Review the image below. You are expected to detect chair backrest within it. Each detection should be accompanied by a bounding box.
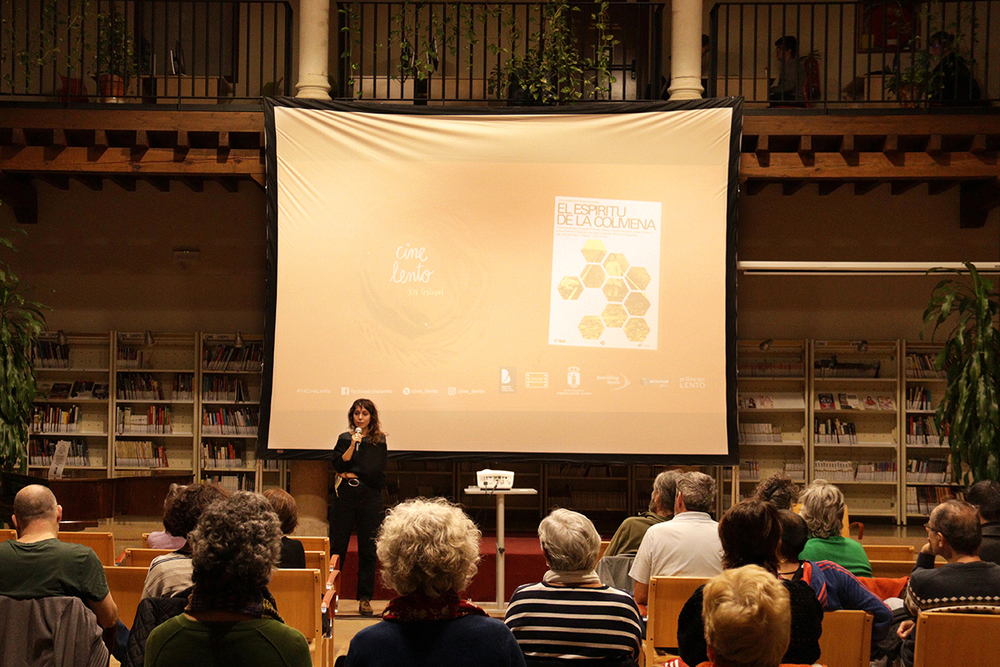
[59,532,115,566]
[293,536,331,571]
[817,609,873,667]
[124,548,173,568]
[863,544,914,561]
[141,532,150,548]
[646,576,709,651]
[269,568,322,665]
[104,566,149,628]
[303,550,328,574]
[869,559,919,579]
[0,528,14,542]
[913,610,1000,666]
[599,540,611,561]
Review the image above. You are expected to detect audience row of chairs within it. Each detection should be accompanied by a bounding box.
[0,529,340,667]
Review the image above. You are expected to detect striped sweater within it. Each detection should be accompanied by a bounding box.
[504,582,643,662]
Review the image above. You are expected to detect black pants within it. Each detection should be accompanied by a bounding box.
[330,481,383,601]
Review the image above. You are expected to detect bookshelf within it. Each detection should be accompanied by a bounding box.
[198,333,281,492]
[30,332,113,477]
[113,332,197,477]
[901,341,961,520]
[736,339,809,501]
[808,340,900,519]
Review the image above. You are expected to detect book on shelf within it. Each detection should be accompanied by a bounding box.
[837,393,861,410]
[202,473,257,493]
[115,440,168,468]
[203,342,264,372]
[49,383,72,399]
[202,376,249,402]
[116,406,173,434]
[116,346,143,370]
[34,340,70,368]
[737,392,805,410]
[861,394,879,410]
[737,356,804,378]
[737,423,783,444]
[201,406,259,435]
[818,393,835,409]
[814,356,881,378]
[906,458,952,484]
[202,442,246,469]
[906,386,933,411]
[910,484,964,514]
[906,416,947,446]
[70,380,94,398]
[814,418,857,445]
[877,395,896,410]
[92,383,109,400]
[29,438,90,467]
[36,381,54,398]
[31,405,81,433]
[906,354,947,380]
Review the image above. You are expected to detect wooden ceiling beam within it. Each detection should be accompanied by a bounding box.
[0,109,264,133]
[0,147,264,176]
[740,152,1000,180]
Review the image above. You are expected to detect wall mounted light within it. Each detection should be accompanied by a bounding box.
[856,340,869,353]
[56,330,67,346]
[144,330,155,346]
[759,338,773,352]
[234,331,244,349]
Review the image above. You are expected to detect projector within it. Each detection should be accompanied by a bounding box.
[477,469,514,490]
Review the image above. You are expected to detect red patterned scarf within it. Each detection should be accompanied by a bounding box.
[382,590,486,622]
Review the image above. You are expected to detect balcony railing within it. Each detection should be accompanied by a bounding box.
[709,0,998,108]
[0,0,292,105]
[336,1,664,104]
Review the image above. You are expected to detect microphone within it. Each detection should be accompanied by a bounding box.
[355,427,362,447]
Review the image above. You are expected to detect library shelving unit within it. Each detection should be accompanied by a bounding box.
[809,340,900,521]
[383,460,457,507]
[901,341,960,521]
[113,332,197,478]
[198,333,281,492]
[735,339,809,501]
[544,462,630,534]
[30,332,113,477]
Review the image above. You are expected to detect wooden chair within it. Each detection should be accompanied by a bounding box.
[141,532,150,547]
[0,528,14,542]
[913,610,1000,666]
[59,531,115,566]
[599,539,611,561]
[123,547,173,568]
[817,609,873,667]
[642,576,708,666]
[863,544,914,561]
[321,566,342,667]
[869,559,919,579]
[104,565,148,627]
[294,536,331,573]
[303,550,328,574]
[270,568,323,667]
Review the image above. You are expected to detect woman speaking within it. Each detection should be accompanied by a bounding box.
[331,398,388,617]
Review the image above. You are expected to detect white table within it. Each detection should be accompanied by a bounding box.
[463,486,538,609]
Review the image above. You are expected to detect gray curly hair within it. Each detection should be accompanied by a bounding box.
[377,497,481,597]
[189,491,282,602]
[799,479,845,538]
[539,508,601,572]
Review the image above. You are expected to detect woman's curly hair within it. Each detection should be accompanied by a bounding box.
[377,497,480,597]
[189,491,282,602]
[752,472,800,511]
[162,483,230,539]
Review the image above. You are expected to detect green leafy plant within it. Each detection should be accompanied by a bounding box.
[922,262,1000,484]
[0,226,48,474]
[1,0,92,91]
[94,6,137,81]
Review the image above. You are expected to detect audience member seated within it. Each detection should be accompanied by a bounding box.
[345,497,525,667]
[505,508,643,666]
[263,488,307,569]
[677,499,823,667]
[606,471,678,559]
[768,36,806,102]
[896,499,1000,667]
[798,480,871,577]
[777,509,892,650]
[141,483,228,600]
[0,484,118,630]
[145,484,188,551]
[752,472,800,510]
[630,471,723,604]
[966,479,1000,565]
[698,565,791,667]
[144,491,311,667]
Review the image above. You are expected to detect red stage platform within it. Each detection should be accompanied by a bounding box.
[336,535,548,601]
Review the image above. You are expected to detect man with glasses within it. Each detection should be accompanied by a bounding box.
[895,499,1000,666]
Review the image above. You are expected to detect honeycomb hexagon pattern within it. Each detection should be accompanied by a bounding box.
[557,276,584,300]
[578,316,605,340]
[603,253,629,277]
[602,277,628,303]
[625,266,652,291]
[580,264,606,288]
[601,304,628,328]
[624,291,651,316]
[580,240,608,263]
[623,318,651,342]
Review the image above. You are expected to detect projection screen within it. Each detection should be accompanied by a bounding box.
[262,99,741,463]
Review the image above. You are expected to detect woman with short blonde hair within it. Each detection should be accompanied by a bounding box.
[345,498,525,667]
[798,480,871,577]
[701,565,791,667]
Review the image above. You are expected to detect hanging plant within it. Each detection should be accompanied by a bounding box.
[922,262,1000,483]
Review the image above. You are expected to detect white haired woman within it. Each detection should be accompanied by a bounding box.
[345,498,525,667]
[798,480,871,577]
[505,509,643,666]
[144,491,311,667]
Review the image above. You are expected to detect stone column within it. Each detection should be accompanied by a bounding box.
[296,0,332,99]
[667,0,704,100]
[290,460,330,536]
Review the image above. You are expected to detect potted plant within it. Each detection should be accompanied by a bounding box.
[0,227,48,474]
[1,0,92,97]
[94,7,137,101]
[922,262,1000,484]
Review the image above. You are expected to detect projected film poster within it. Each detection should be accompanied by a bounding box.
[550,196,661,350]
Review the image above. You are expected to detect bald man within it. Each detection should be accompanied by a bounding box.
[0,485,118,629]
